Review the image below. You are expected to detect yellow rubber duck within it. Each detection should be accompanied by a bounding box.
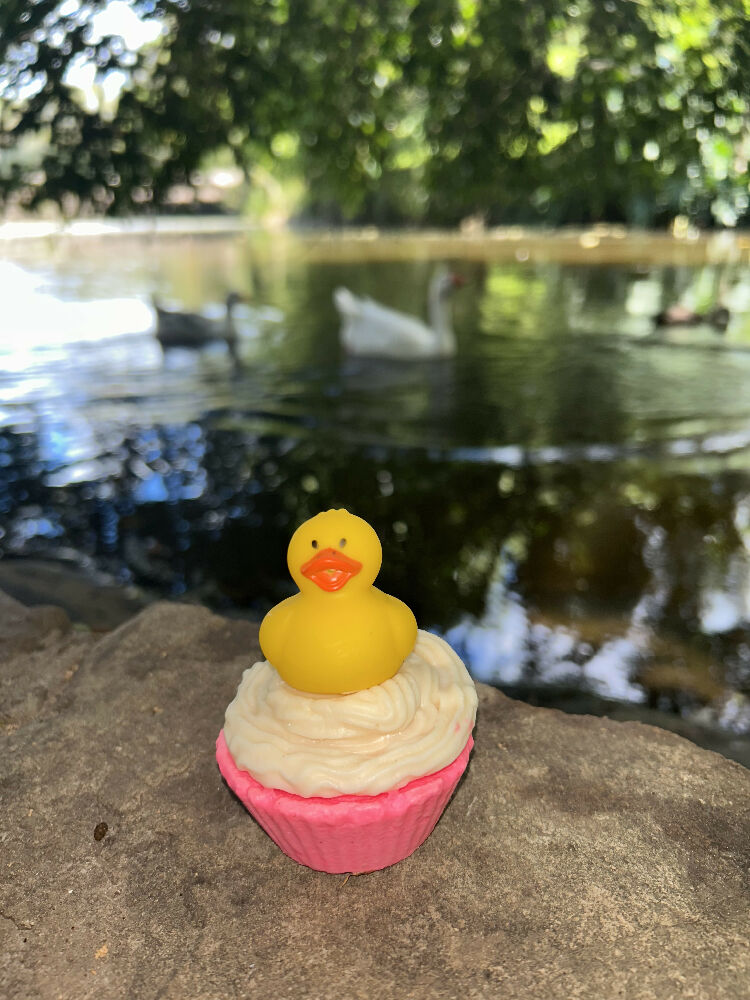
[259,509,417,694]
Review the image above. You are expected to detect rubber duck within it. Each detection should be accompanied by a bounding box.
[259,509,417,694]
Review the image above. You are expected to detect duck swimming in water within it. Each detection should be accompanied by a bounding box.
[258,509,417,694]
[152,291,245,363]
[334,267,464,360]
[653,303,730,332]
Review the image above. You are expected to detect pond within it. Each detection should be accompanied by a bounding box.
[2,224,750,763]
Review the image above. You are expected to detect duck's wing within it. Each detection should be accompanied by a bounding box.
[333,287,437,358]
[258,595,297,668]
[383,593,418,663]
[154,306,223,346]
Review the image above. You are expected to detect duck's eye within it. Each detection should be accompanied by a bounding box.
[339,538,346,548]
[311,539,318,549]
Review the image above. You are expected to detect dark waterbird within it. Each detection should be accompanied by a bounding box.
[653,303,730,332]
[152,291,246,365]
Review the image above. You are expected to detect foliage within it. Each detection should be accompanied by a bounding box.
[0,0,748,224]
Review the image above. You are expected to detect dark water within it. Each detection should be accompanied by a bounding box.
[2,229,750,758]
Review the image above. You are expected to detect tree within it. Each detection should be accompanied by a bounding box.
[1,0,748,224]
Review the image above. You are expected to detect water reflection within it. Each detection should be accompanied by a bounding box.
[2,232,750,753]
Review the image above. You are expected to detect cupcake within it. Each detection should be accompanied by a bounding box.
[216,509,477,873]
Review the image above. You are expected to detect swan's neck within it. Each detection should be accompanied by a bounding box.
[427,283,455,352]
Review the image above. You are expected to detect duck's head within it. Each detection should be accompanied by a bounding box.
[288,509,381,595]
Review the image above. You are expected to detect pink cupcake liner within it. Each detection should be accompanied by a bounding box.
[216,730,473,873]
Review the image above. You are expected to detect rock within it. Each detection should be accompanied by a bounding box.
[0,591,84,731]
[0,559,147,630]
[1,594,748,999]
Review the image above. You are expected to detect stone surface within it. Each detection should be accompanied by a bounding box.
[0,559,147,631]
[1,591,749,1000]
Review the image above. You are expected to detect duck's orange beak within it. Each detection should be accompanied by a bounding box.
[301,548,363,592]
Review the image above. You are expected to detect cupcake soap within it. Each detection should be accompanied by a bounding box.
[216,509,477,873]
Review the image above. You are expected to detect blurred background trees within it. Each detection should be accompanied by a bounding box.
[1,0,748,226]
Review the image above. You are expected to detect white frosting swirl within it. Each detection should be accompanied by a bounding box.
[223,630,477,797]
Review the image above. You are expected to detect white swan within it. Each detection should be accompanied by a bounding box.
[334,267,463,359]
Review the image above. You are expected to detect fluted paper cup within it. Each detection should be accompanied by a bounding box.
[216,730,473,874]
